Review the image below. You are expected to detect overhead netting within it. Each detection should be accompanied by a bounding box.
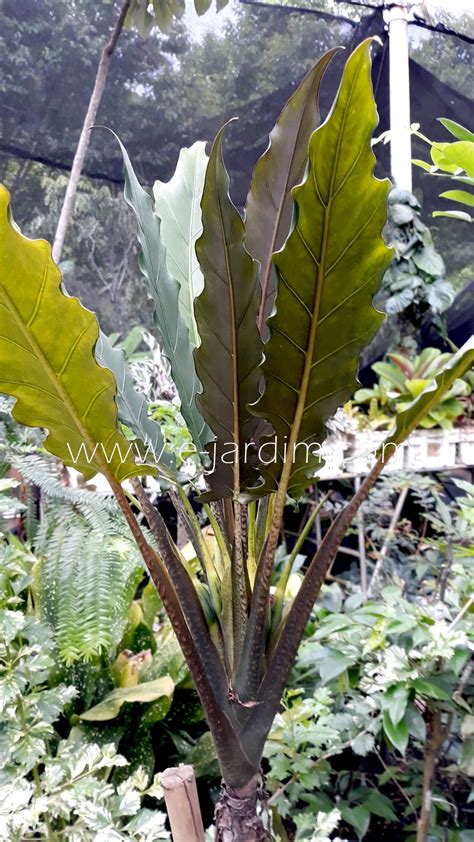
[0,0,472,331]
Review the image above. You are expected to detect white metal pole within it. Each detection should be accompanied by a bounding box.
[385,2,413,192]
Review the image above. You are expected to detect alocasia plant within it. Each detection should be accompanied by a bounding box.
[1,39,473,841]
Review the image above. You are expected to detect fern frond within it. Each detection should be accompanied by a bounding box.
[39,525,144,665]
[12,453,117,532]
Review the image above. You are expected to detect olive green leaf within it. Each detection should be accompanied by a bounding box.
[114,133,212,458]
[380,337,474,450]
[0,186,143,482]
[194,0,212,15]
[244,48,340,332]
[95,331,175,476]
[80,676,174,721]
[431,141,474,177]
[438,118,474,143]
[250,39,392,498]
[439,189,474,207]
[194,124,263,499]
[153,141,208,348]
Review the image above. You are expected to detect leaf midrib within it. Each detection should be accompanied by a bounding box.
[215,165,241,495]
[277,50,363,488]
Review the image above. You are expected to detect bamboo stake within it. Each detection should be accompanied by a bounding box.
[161,764,205,842]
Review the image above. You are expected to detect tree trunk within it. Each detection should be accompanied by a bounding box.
[52,0,131,264]
[215,776,271,842]
[416,709,442,842]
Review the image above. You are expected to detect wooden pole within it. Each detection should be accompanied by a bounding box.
[161,764,205,842]
[384,2,413,192]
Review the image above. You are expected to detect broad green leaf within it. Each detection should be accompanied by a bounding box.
[318,649,355,683]
[383,710,409,755]
[80,676,174,721]
[383,684,409,726]
[406,707,426,742]
[438,118,474,143]
[365,791,397,822]
[440,189,474,207]
[340,804,371,840]
[412,245,445,276]
[194,124,263,498]
[244,48,340,332]
[431,141,474,177]
[0,186,142,482]
[95,331,174,476]
[412,677,451,701]
[381,338,474,449]
[153,142,208,348]
[372,361,407,390]
[250,39,392,497]
[113,134,212,457]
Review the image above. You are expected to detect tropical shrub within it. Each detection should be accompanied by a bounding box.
[0,525,172,841]
[353,347,471,431]
[381,189,454,325]
[264,472,474,840]
[1,37,473,840]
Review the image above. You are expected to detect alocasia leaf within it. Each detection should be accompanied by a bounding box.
[244,48,340,333]
[0,186,143,482]
[95,331,175,477]
[194,124,262,499]
[153,141,208,347]
[113,133,212,459]
[250,38,393,498]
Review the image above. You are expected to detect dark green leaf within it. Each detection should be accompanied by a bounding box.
[383,710,409,755]
[244,48,340,332]
[383,684,409,726]
[194,124,263,498]
[365,791,398,822]
[250,39,392,497]
[340,804,371,839]
[412,677,451,701]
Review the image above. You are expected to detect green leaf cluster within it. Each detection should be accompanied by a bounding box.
[414,118,474,223]
[354,346,471,431]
